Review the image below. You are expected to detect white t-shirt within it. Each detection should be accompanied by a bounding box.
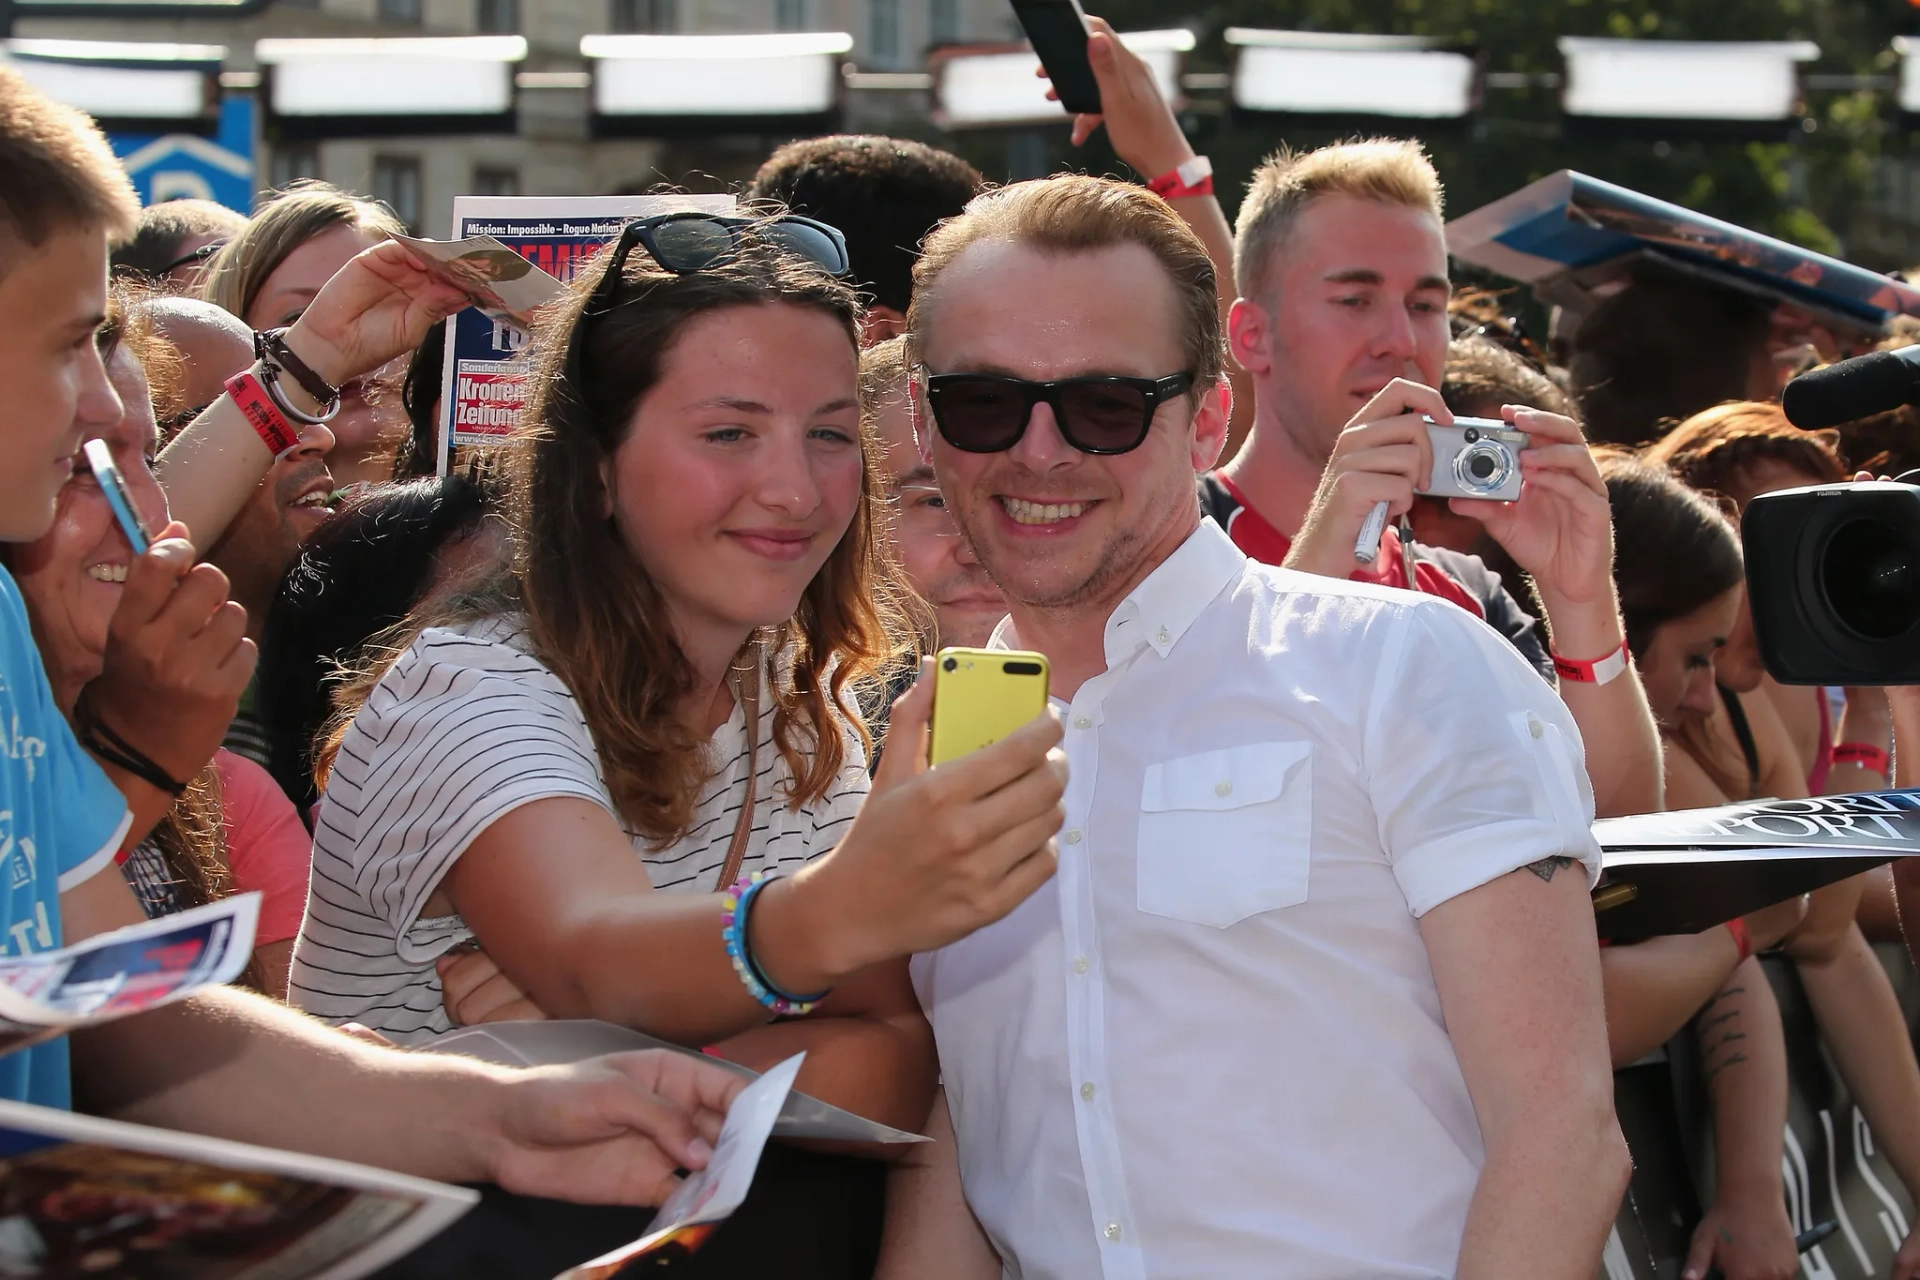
[290,616,869,1043]
[910,519,1601,1280]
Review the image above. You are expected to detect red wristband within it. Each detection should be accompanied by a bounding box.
[1146,155,1214,200]
[1725,916,1752,964]
[1833,741,1892,776]
[224,368,301,457]
[1552,639,1631,686]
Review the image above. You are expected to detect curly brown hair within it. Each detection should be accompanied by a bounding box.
[1640,400,1845,504]
[324,225,912,847]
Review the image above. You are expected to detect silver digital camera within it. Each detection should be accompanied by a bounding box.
[1417,417,1529,502]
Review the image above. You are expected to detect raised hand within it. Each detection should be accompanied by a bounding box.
[1283,377,1441,580]
[758,663,1066,993]
[1453,406,1615,611]
[87,520,254,786]
[1050,16,1193,179]
[283,240,472,392]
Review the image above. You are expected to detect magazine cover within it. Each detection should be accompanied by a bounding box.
[427,1021,930,1144]
[554,1054,802,1279]
[1591,790,1920,940]
[1446,170,1920,334]
[0,895,258,1054]
[435,194,734,466]
[0,1098,474,1279]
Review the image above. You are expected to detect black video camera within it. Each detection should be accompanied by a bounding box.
[1744,480,1920,684]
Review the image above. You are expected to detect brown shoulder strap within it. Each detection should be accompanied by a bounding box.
[715,642,762,891]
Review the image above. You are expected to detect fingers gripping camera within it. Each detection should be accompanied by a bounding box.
[1416,417,1530,503]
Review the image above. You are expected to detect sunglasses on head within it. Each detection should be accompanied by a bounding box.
[923,371,1195,455]
[564,211,851,398]
[596,210,849,290]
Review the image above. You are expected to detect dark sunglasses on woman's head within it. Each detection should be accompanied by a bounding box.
[594,211,850,294]
[564,211,852,399]
[923,371,1195,455]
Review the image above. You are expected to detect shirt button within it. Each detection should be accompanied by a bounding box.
[1155,627,1171,646]
[1073,715,1092,730]
[1080,1082,1096,1101]
[1073,955,1089,975]
[1215,780,1233,797]
[1105,1222,1124,1242]
[1064,829,1083,845]
[1529,716,1545,739]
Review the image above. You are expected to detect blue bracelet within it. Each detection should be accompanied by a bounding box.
[721,872,830,1015]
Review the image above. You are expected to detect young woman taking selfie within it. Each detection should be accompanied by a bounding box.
[290,214,1065,1271]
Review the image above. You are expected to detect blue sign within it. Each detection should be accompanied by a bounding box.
[109,95,255,212]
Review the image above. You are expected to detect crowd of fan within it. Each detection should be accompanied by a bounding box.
[5,13,1920,1280]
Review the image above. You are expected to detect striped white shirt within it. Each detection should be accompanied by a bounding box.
[290,615,869,1043]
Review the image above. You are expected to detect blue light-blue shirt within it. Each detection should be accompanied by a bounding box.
[0,563,129,1108]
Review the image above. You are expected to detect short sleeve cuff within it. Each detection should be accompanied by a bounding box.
[388,780,614,964]
[58,808,131,893]
[1395,820,1603,919]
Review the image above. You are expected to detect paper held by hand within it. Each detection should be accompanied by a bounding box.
[396,234,566,330]
[553,1054,804,1279]
[425,1019,932,1145]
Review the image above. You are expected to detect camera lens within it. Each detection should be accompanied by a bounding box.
[1821,516,1919,641]
[942,656,958,672]
[1452,440,1513,496]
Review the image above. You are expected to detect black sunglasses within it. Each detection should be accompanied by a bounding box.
[563,212,851,412]
[597,210,849,287]
[923,371,1196,455]
[159,241,224,275]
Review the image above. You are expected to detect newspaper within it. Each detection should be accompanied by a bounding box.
[0,894,257,1055]
[435,193,734,463]
[426,1020,930,1144]
[554,1054,802,1279]
[395,233,565,331]
[1592,789,1920,940]
[0,1098,475,1279]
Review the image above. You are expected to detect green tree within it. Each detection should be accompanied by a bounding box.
[950,0,1917,269]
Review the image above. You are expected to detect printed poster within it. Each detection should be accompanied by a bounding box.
[437,194,734,466]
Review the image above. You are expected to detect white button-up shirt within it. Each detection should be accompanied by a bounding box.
[910,518,1600,1280]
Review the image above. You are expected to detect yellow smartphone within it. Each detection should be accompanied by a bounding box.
[928,647,1052,766]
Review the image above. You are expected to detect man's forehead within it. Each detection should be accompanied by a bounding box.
[920,238,1183,368]
[1281,196,1449,284]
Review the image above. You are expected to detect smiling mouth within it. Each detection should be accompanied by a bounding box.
[1000,497,1092,525]
[86,563,128,584]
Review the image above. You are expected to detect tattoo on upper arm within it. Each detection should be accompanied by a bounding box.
[1526,856,1577,883]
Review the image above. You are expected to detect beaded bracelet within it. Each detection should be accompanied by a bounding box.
[721,872,831,1016]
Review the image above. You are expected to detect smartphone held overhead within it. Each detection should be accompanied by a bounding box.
[1011,0,1102,115]
[929,647,1052,766]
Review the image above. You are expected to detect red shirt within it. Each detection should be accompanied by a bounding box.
[1206,471,1487,620]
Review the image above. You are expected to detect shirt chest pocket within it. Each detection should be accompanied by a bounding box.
[1136,741,1313,929]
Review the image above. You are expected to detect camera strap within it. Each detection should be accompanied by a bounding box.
[715,639,763,891]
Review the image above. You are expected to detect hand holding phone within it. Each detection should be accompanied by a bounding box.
[85,438,152,555]
[1012,0,1102,116]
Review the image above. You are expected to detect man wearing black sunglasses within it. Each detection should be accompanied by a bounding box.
[881,174,1626,1280]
